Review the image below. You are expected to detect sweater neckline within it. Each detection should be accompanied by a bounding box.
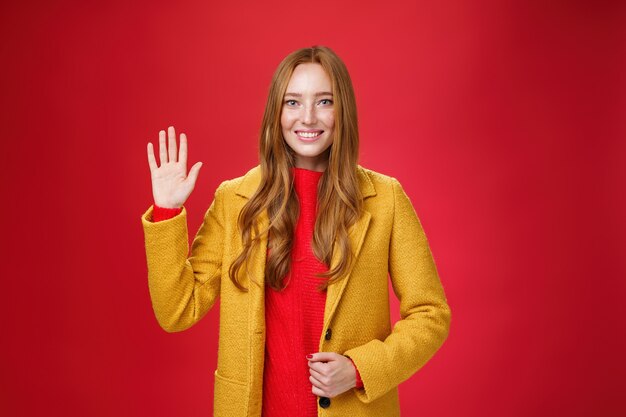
[292,166,324,175]
[291,166,323,198]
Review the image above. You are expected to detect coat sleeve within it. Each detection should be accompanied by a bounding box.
[140,181,227,333]
[343,178,452,403]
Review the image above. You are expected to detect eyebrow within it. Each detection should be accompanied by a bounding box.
[284,92,333,97]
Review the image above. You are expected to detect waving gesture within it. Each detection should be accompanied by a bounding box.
[147,126,203,208]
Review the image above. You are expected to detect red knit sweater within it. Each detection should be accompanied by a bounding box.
[151,167,363,416]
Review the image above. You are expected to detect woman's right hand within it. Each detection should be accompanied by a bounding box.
[147,126,203,208]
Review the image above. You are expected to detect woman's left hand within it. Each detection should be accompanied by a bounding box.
[307,352,357,398]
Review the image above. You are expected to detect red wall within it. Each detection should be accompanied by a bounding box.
[1,1,624,416]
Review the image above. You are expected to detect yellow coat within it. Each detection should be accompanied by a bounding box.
[141,164,451,417]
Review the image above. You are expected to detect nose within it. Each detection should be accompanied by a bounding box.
[302,103,317,125]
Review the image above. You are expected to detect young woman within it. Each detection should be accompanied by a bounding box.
[141,45,451,417]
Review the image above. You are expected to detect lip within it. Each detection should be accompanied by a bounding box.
[295,130,323,142]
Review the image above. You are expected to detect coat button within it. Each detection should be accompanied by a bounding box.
[319,396,331,408]
[325,328,332,340]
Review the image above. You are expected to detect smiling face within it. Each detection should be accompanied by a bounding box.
[281,63,335,172]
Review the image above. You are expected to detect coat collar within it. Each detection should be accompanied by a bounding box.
[240,164,376,352]
[235,164,377,200]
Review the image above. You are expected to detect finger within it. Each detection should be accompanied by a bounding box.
[308,352,338,363]
[159,130,167,164]
[309,374,325,389]
[168,126,178,162]
[311,385,327,398]
[308,360,329,374]
[147,143,158,172]
[179,133,188,169]
[309,367,327,384]
[186,162,202,184]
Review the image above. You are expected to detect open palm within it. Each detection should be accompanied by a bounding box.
[147,126,203,208]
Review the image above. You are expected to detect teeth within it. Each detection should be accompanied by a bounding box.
[298,131,321,138]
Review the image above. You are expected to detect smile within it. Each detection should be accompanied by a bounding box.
[295,130,323,141]
[296,130,322,138]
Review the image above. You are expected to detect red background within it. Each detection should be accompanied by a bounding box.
[1,1,625,416]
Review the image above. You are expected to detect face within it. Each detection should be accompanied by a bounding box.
[281,63,335,172]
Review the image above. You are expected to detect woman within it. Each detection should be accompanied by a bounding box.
[141,45,451,417]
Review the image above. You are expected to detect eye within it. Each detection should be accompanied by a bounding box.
[319,99,333,105]
[284,99,297,106]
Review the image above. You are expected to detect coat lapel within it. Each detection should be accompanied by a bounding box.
[235,165,376,332]
[323,208,371,329]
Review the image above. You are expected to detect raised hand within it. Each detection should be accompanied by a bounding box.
[147,126,203,208]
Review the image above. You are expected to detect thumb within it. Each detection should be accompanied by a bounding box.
[307,352,339,363]
[187,161,203,184]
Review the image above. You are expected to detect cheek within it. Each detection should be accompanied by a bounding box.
[281,112,294,131]
[325,112,335,129]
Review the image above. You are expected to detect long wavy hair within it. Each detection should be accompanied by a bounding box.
[229,45,362,293]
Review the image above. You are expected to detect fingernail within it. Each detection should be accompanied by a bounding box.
[306,354,313,359]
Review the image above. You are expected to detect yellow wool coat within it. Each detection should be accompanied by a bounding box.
[141,164,451,417]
